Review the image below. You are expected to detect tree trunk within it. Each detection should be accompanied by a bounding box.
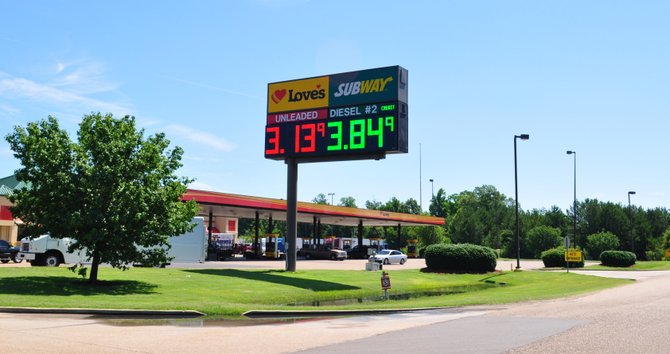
[88,249,100,283]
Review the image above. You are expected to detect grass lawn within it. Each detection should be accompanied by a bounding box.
[0,267,630,318]
[585,260,670,271]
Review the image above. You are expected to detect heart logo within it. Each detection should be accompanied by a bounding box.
[316,84,321,89]
[271,89,286,104]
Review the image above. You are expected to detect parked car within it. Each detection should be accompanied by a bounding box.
[297,245,347,260]
[347,245,378,259]
[0,239,22,263]
[369,249,407,265]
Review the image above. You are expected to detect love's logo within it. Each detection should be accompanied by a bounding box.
[267,76,329,113]
[271,89,286,104]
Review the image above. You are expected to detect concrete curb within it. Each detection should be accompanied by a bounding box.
[0,307,205,318]
[243,306,448,318]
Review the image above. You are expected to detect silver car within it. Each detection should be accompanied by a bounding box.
[369,249,407,265]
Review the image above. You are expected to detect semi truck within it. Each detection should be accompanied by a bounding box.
[19,217,207,267]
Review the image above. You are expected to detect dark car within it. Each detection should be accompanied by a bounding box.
[347,245,377,259]
[0,240,22,263]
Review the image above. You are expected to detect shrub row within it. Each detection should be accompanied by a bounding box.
[541,247,584,268]
[600,250,636,267]
[424,243,496,273]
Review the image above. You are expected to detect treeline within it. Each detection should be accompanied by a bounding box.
[429,185,670,260]
[238,186,670,260]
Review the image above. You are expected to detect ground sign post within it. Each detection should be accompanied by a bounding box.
[265,66,409,271]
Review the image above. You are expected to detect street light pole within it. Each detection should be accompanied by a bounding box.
[628,191,636,254]
[566,151,577,248]
[514,134,530,270]
[328,192,335,205]
[429,179,434,197]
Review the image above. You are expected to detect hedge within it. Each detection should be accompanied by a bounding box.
[600,250,636,267]
[541,247,584,268]
[424,243,496,273]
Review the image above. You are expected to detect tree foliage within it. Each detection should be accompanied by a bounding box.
[5,114,198,282]
[448,185,514,247]
[586,231,620,260]
[526,225,562,258]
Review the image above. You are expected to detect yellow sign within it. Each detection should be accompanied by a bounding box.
[267,76,329,113]
[564,250,582,262]
[664,249,670,258]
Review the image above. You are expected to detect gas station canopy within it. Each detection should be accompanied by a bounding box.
[183,189,444,227]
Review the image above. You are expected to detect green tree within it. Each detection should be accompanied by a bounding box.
[661,228,670,251]
[407,226,448,248]
[428,188,449,217]
[312,193,328,205]
[586,231,620,260]
[365,200,382,210]
[403,198,421,215]
[448,185,514,247]
[338,196,357,208]
[526,225,562,258]
[6,114,198,283]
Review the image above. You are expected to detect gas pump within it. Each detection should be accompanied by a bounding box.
[263,234,285,259]
[407,239,418,258]
[264,233,278,259]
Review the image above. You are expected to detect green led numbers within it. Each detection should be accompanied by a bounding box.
[367,117,383,147]
[350,119,365,149]
[327,121,343,150]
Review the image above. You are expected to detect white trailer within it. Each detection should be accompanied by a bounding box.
[19,217,207,266]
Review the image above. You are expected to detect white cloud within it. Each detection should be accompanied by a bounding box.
[0,76,131,116]
[157,74,258,99]
[182,154,222,163]
[50,59,119,95]
[164,124,236,152]
[187,180,222,192]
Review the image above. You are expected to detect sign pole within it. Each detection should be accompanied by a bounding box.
[286,157,298,272]
[564,236,570,273]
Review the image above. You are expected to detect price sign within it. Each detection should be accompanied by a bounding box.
[265,102,406,159]
[265,66,408,162]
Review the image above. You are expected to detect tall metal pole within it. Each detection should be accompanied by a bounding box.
[628,191,636,254]
[514,137,520,270]
[573,152,577,248]
[567,151,577,248]
[286,158,298,272]
[514,134,529,270]
[429,179,434,197]
[419,143,423,212]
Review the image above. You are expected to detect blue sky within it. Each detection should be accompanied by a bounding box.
[1,1,668,212]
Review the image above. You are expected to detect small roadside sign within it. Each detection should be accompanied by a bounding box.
[381,271,391,290]
[564,236,570,249]
[565,249,582,262]
[665,249,670,258]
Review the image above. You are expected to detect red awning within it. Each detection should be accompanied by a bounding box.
[182,189,444,227]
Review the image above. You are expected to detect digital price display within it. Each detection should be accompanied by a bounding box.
[265,102,407,159]
[265,66,408,162]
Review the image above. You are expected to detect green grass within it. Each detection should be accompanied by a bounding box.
[0,267,630,317]
[585,260,670,271]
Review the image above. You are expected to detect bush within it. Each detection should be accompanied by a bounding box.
[586,232,620,260]
[424,243,496,273]
[541,247,584,268]
[600,250,636,267]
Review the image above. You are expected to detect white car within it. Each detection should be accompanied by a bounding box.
[369,249,407,265]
